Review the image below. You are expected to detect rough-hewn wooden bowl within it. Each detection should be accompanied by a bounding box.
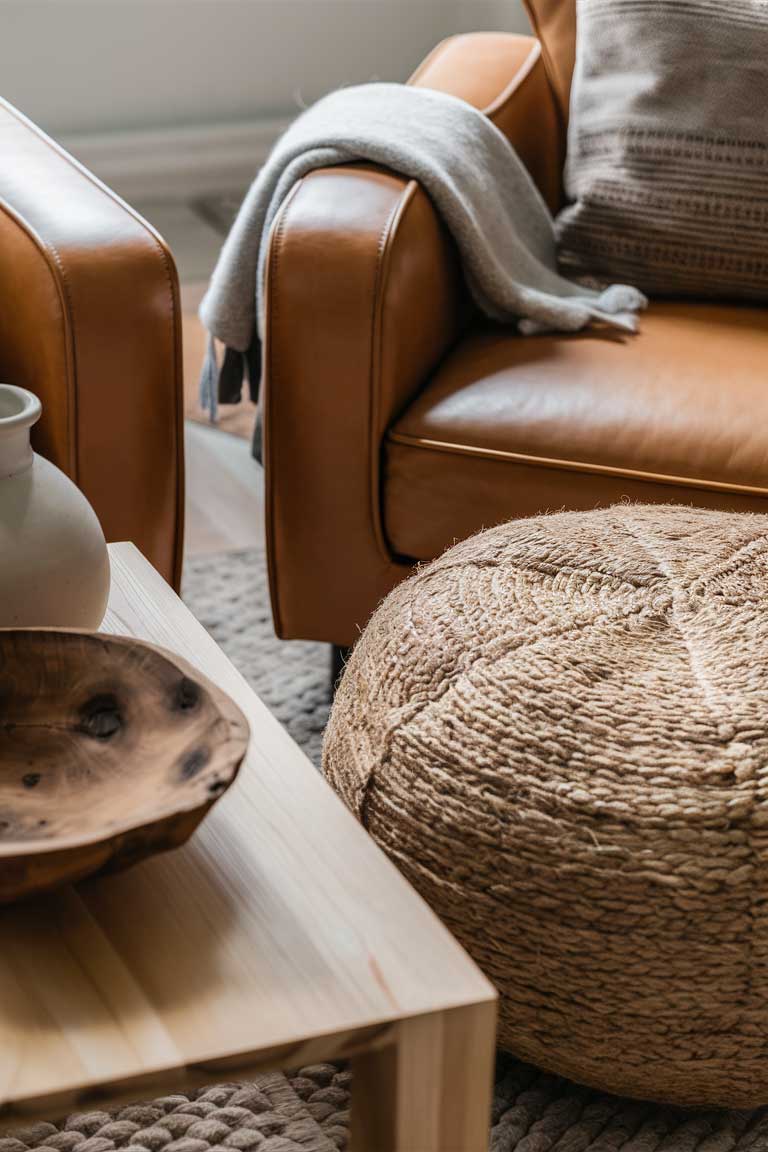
[0,629,250,902]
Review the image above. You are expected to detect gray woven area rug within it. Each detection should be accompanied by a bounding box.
[9,547,768,1152]
[184,547,331,768]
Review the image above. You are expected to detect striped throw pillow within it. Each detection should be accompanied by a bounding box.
[556,0,768,300]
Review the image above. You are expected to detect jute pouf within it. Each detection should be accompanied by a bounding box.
[323,504,768,1109]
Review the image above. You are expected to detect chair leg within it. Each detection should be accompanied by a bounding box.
[331,645,352,694]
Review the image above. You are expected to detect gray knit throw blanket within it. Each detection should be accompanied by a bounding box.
[198,82,647,414]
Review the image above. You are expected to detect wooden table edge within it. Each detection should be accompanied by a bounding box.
[1,543,500,1150]
[1,990,497,1131]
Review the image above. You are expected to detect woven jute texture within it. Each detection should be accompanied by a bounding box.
[323,504,768,1110]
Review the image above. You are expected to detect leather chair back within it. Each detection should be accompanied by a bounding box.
[522,0,576,125]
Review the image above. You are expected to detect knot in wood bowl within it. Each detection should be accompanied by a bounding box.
[0,630,250,901]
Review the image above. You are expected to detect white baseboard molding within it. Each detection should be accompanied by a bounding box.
[58,116,292,202]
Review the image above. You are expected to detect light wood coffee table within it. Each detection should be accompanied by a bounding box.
[0,544,497,1151]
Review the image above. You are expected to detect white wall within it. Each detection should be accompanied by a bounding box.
[0,0,530,197]
[443,0,530,35]
[1,0,529,136]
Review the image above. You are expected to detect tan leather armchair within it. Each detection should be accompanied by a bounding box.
[0,99,184,589]
[263,1,768,648]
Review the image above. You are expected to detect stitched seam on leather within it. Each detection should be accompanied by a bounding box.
[125,227,183,587]
[263,180,305,640]
[483,40,541,122]
[0,200,76,477]
[368,181,418,566]
[40,243,78,481]
[387,431,768,498]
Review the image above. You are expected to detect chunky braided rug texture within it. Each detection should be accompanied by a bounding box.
[183,547,331,767]
[323,504,768,1111]
[7,1059,768,1152]
[2,1070,350,1152]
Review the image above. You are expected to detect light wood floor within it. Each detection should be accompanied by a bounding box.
[182,302,258,443]
[130,202,263,564]
[181,284,264,562]
[184,419,264,559]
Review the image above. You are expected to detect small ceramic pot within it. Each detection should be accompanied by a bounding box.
[0,384,110,628]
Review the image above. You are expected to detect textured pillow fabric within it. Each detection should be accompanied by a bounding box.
[556,0,768,300]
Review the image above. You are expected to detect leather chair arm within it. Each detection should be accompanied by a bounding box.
[0,99,184,589]
[264,34,560,644]
[264,167,462,644]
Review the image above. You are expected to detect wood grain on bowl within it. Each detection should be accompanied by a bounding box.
[0,630,249,901]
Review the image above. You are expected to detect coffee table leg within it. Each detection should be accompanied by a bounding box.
[350,1000,496,1152]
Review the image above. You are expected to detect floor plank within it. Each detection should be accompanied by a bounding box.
[184,421,264,559]
[182,307,258,442]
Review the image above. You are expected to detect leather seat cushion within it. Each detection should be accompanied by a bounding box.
[384,303,768,561]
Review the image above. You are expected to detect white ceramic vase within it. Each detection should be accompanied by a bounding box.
[0,384,110,628]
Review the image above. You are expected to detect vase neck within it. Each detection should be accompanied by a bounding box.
[0,385,41,479]
[0,428,34,478]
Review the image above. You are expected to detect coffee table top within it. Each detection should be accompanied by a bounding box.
[0,543,494,1125]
